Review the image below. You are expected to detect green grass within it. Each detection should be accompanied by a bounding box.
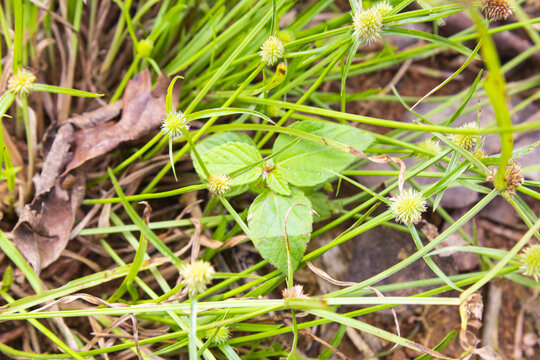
[1,0,540,359]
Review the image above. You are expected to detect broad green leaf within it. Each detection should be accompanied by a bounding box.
[248,190,312,273]
[195,132,255,156]
[308,192,332,222]
[273,120,374,187]
[194,142,262,186]
[192,132,258,183]
[266,169,291,196]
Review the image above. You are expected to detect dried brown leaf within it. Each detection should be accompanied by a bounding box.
[64,70,179,174]
[10,118,85,273]
[11,178,85,273]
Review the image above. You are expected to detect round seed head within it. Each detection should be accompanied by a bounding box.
[352,7,383,44]
[389,188,427,225]
[373,1,393,16]
[8,68,36,96]
[259,36,285,66]
[205,327,230,345]
[207,173,231,196]
[449,122,481,152]
[482,0,513,20]
[137,38,154,58]
[520,245,540,282]
[416,139,441,162]
[181,260,215,297]
[162,111,188,139]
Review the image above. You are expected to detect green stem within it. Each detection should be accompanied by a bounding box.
[189,298,199,360]
[20,97,33,189]
[287,309,298,360]
[110,55,141,102]
[182,126,210,178]
[218,197,254,240]
[469,9,513,191]
[83,184,207,205]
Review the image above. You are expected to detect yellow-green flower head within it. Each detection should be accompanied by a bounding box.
[137,38,154,58]
[449,122,481,153]
[416,139,441,162]
[389,188,427,225]
[352,7,383,44]
[277,30,295,44]
[162,111,188,139]
[267,105,282,118]
[8,68,36,96]
[259,36,285,66]
[205,327,230,345]
[207,173,231,196]
[373,1,393,16]
[181,260,215,296]
[520,245,540,282]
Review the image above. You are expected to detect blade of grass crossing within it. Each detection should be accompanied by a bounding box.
[106,226,148,303]
[107,168,183,270]
[309,309,452,359]
[0,231,41,293]
[329,190,498,297]
[408,224,462,291]
[0,292,85,360]
[341,36,362,114]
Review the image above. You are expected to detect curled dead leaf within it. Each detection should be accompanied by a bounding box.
[64,69,180,174]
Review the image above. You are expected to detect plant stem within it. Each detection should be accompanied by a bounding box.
[189,298,199,360]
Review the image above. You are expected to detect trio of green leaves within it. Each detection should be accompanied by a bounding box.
[193,121,374,273]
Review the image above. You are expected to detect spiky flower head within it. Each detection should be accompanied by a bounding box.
[205,327,230,345]
[207,173,231,196]
[137,38,154,58]
[449,122,481,153]
[520,245,540,281]
[416,139,441,162]
[488,162,524,196]
[352,6,384,44]
[259,36,285,66]
[162,111,188,139]
[282,284,308,299]
[505,163,524,195]
[181,260,215,297]
[482,0,513,20]
[373,1,393,16]
[8,68,36,96]
[389,188,427,225]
